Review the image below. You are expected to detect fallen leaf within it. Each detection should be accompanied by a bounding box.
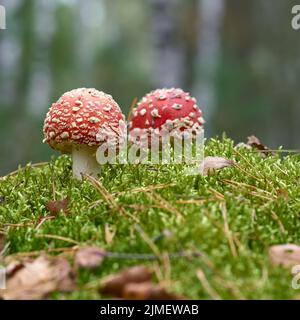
[46,198,69,215]
[123,281,185,300]
[277,189,289,200]
[269,244,300,267]
[5,260,25,278]
[247,135,272,156]
[199,157,234,176]
[75,246,106,269]
[0,255,75,300]
[105,224,116,245]
[100,265,152,297]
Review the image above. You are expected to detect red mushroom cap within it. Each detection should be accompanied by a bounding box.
[128,88,204,141]
[43,88,126,153]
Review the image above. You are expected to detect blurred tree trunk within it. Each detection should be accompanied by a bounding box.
[27,1,55,116]
[0,1,20,109]
[253,0,300,148]
[15,0,35,110]
[192,0,225,130]
[149,0,184,88]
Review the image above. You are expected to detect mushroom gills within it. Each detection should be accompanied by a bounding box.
[72,145,101,179]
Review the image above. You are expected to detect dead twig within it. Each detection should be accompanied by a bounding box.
[196,268,222,300]
[0,162,49,180]
[220,202,238,258]
[84,174,139,223]
[35,234,80,245]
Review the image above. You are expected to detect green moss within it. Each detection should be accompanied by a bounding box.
[0,137,300,299]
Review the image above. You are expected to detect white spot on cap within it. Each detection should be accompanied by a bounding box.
[103,105,112,112]
[193,104,198,110]
[49,131,55,138]
[72,107,80,112]
[89,117,100,124]
[60,132,70,139]
[76,118,83,123]
[75,100,83,107]
[189,112,195,118]
[139,108,147,116]
[173,93,182,99]
[158,95,167,101]
[198,117,205,124]
[145,119,150,126]
[172,104,182,110]
[151,108,160,118]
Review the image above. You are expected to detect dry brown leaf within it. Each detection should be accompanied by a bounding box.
[277,189,289,201]
[46,198,69,215]
[75,247,106,269]
[105,224,116,245]
[199,157,234,176]
[0,255,75,300]
[247,135,272,156]
[269,244,300,267]
[100,265,152,297]
[123,281,185,300]
[5,260,25,278]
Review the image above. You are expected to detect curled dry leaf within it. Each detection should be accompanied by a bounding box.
[247,135,272,156]
[46,198,69,215]
[269,244,300,267]
[75,246,106,269]
[0,255,75,300]
[123,282,185,300]
[100,265,152,297]
[199,157,234,176]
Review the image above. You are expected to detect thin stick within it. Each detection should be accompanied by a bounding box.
[35,234,80,245]
[127,97,138,122]
[248,149,300,153]
[0,162,49,180]
[271,211,286,234]
[84,174,139,223]
[196,268,222,300]
[35,216,56,230]
[5,246,79,260]
[220,202,238,258]
[118,183,176,196]
[146,191,183,219]
[135,225,162,262]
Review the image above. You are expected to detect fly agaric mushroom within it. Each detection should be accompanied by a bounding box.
[128,88,205,142]
[43,88,126,179]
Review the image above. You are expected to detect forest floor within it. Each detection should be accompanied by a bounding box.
[0,137,300,300]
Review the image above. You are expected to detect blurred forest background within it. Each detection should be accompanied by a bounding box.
[0,0,299,175]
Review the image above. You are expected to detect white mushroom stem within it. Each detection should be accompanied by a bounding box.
[72,145,101,180]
